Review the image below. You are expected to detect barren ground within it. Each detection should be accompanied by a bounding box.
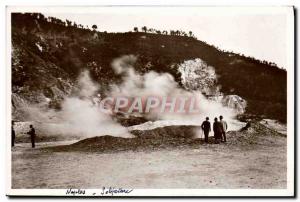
[12,127,286,189]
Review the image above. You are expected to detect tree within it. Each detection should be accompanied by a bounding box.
[66,20,72,27]
[141,26,147,33]
[189,31,193,37]
[133,27,138,32]
[92,24,97,30]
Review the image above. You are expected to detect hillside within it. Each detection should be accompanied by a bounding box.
[11,13,287,122]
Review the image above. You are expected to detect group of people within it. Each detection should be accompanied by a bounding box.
[11,121,36,148]
[201,115,228,144]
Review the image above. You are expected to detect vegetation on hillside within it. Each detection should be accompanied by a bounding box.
[11,13,287,122]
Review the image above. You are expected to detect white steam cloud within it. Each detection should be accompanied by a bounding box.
[20,70,132,139]
[17,55,242,139]
[109,55,239,131]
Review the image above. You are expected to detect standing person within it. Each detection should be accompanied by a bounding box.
[27,125,36,148]
[12,121,15,147]
[213,117,222,144]
[219,115,228,142]
[201,117,211,143]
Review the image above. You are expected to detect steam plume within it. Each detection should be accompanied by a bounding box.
[110,55,238,130]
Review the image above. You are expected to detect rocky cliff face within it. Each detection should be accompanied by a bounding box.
[177,59,247,113]
[177,58,219,94]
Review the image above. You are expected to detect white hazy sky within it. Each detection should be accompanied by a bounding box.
[41,7,292,69]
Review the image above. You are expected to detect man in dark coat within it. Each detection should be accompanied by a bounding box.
[213,117,222,144]
[201,117,211,143]
[219,115,228,142]
[12,121,15,147]
[27,125,36,148]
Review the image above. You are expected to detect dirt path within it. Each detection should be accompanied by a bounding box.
[11,135,286,189]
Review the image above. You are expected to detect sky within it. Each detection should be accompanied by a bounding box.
[42,7,292,69]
